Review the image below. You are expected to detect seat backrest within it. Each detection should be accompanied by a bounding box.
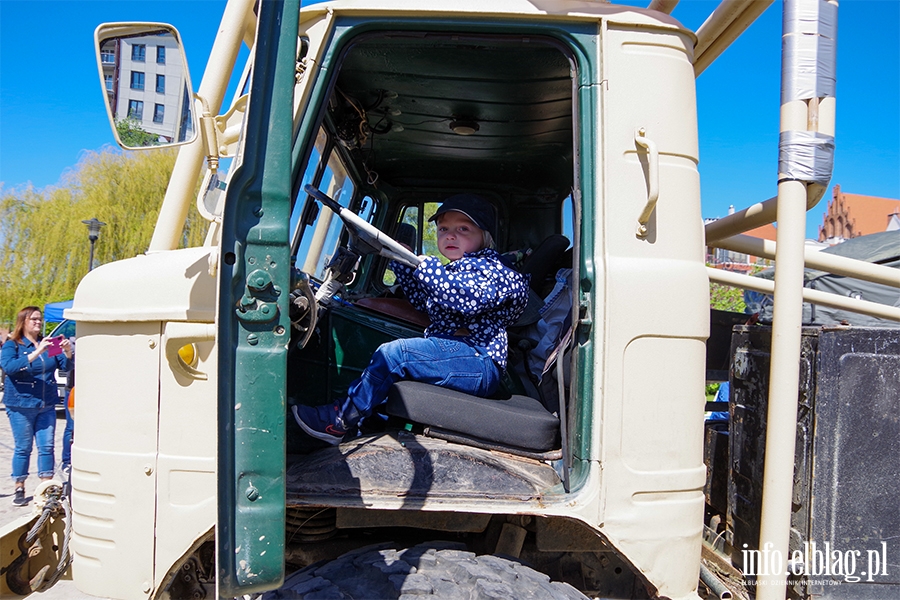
[519,234,570,296]
[508,267,574,412]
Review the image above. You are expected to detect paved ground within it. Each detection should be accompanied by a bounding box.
[0,403,68,523]
[1,394,108,599]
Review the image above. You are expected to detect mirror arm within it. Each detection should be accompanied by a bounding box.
[215,95,249,155]
[195,93,220,172]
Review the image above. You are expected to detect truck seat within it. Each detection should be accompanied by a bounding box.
[385,380,560,454]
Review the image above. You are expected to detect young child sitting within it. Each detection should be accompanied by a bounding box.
[293,193,530,444]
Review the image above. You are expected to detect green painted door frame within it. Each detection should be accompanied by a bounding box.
[216,0,300,595]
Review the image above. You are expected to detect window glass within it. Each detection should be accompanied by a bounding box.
[292,128,381,285]
[383,205,417,286]
[298,149,356,280]
[130,71,145,91]
[382,202,440,286]
[290,128,327,255]
[128,100,144,120]
[49,320,76,340]
[153,104,165,124]
[156,74,165,94]
[156,45,166,64]
[421,202,440,257]
[104,74,113,91]
[357,196,375,224]
[178,86,193,142]
[561,195,574,244]
[131,44,145,62]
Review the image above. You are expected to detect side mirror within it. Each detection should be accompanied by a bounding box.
[95,23,198,150]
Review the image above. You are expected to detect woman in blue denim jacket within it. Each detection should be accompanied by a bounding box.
[294,194,530,445]
[1,306,72,506]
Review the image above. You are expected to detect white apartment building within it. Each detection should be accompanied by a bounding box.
[100,30,192,143]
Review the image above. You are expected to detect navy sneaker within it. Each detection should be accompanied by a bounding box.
[12,488,26,506]
[292,404,348,445]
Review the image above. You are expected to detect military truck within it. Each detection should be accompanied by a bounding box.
[2,0,898,599]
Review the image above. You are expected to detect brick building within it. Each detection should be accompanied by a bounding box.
[818,185,900,244]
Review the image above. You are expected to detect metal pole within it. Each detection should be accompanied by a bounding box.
[148,0,258,252]
[83,218,105,273]
[756,1,837,597]
[756,178,807,598]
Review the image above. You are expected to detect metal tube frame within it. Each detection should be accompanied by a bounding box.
[709,233,900,289]
[694,0,776,76]
[707,267,900,322]
[148,0,258,252]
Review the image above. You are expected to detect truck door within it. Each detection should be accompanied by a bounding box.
[217,0,300,595]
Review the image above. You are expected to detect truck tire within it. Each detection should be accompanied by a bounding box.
[264,541,589,599]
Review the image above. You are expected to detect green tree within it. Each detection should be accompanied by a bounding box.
[709,280,746,313]
[115,118,159,147]
[0,147,207,326]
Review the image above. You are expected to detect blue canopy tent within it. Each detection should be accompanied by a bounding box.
[43,300,73,332]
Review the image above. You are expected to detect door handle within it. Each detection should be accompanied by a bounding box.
[634,128,659,238]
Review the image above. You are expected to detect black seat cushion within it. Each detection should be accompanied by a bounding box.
[386,381,560,452]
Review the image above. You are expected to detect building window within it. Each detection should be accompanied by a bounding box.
[130,71,145,91]
[128,100,144,120]
[131,44,146,62]
[156,74,165,94]
[179,86,193,142]
[101,50,115,65]
[156,45,166,64]
[105,74,114,91]
[153,104,165,124]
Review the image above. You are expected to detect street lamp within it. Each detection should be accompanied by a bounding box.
[82,218,106,272]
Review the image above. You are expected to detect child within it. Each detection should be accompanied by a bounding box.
[294,193,530,444]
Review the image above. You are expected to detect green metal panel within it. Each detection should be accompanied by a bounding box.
[217,0,300,596]
[287,307,423,406]
[571,28,599,483]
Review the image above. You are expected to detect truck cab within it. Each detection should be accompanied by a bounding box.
[14,1,898,598]
[3,1,757,598]
[62,2,708,598]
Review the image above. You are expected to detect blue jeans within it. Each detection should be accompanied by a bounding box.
[344,336,500,420]
[6,405,57,482]
[62,404,74,466]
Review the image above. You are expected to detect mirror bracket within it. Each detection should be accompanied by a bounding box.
[196,94,220,172]
[215,95,249,158]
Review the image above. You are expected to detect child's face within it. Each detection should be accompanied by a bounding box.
[436,211,484,261]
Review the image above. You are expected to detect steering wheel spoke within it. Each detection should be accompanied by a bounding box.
[304,185,421,268]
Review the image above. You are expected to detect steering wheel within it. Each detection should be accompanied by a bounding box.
[304,185,421,268]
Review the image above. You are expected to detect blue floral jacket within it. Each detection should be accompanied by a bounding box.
[1,338,69,409]
[390,248,529,369]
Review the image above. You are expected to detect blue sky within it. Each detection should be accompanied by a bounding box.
[1,0,897,239]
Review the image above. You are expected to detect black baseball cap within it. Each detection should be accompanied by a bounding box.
[429,193,497,240]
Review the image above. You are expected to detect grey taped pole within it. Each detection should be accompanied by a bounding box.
[781,0,837,103]
[757,1,838,598]
[778,131,835,186]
